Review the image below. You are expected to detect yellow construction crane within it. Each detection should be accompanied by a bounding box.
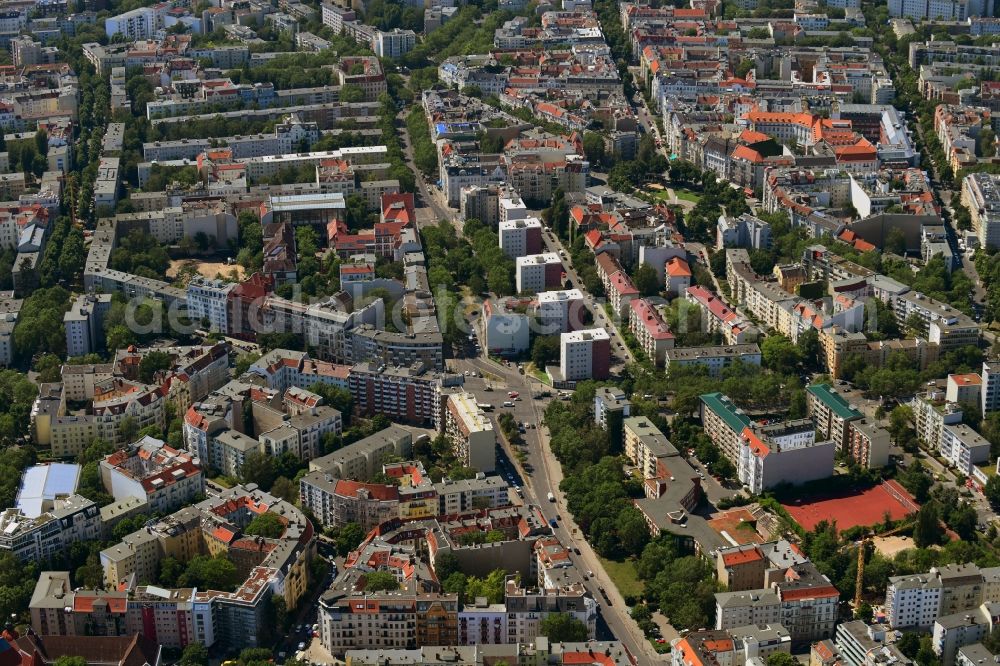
[854,535,871,611]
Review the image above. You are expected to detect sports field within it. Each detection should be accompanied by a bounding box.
[781,480,919,531]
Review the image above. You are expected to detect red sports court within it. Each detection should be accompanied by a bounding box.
[781,480,920,532]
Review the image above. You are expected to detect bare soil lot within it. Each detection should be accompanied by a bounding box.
[167,259,243,283]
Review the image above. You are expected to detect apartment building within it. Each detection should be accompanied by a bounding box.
[309,425,414,481]
[482,298,530,356]
[836,621,914,666]
[717,213,773,250]
[913,391,964,451]
[939,423,991,476]
[666,257,693,297]
[890,0,992,21]
[738,420,836,495]
[142,120,320,162]
[348,361,443,427]
[958,645,1000,666]
[596,253,639,318]
[624,416,676,480]
[433,476,510,516]
[351,325,445,372]
[186,278,236,333]
[665,344,761,377]
[299,473,399,531]
[685,285,760,344]
[700,392,754,465]
[807,383,864,451]
[321,3,356,33]
[64,293,112,358]
[846,419,891,469]
[884,563,1000,629]
[29,572,129,638]
[537,289,585,334]
[932,603,1000,666]
[335,56,387,102]
[374,28,416,58]
[594,387,630,450]
[444,391,496,473]
[248,348,349,393]
[498,218,543,259]
[716,590,783,631]
[716,545,769,592]
[515,253,563,294]
[78,485,316,650]
[0,495,100,562]
[99,436,204,514]
[893,291,980,351]
[255,392,343,461]
[320,589,459,654]
[948,373,981,408]
[559,328,610,382]
[983,360,1000,414]
[629,298,676,366]
[93,157,121,210]
[344,639,636,665]
[105,7,157,39]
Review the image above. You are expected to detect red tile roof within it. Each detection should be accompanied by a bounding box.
[722,546,764,566]
[667,257,692,278]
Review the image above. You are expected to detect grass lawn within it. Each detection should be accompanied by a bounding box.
[598,556,644,600]
[212,475,237,489]
[530,366,551,385]
[674,188,701,203]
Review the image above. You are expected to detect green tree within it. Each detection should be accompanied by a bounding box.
[271,476,298,503]
[234,352,261,376]
[340,83,366,103]
[245,512,285,538]
[885,228,908,256]
[544,187,569,238]
[435,551,461,580]
[531,335,561,367]
[616,507,651,556]
[761,334,802,375]
[899,460,934,503]
[913,503,942,548]
[309,382,355,421]
[138,350,173,384]
[539,612,588,642]
[179,642,210,666]
[582,132,606,167]
[766,654,799,666]
[178,555,240,591]
[331,522,366,556]
[797,329,821,371]
[464,569,507,604]
[119,416,139,443]
[54,658,87,666]
[986,475,1000,510]
[364,571,399,591]
[889,405,918,452]
[633,263,661,297]
[238,450,278,490]
[158,556,184,585]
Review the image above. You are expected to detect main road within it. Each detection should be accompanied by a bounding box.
[537,227,636,369]
[451,352,666,664]
[400,96,663,662]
